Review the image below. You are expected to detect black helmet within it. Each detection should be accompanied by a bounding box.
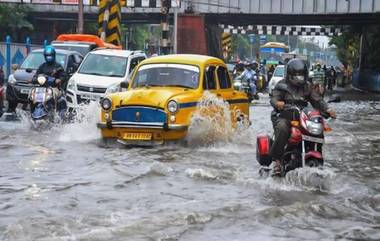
[286,58,308,87]
[44,45,56,64]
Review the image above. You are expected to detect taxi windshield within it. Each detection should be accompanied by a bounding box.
[132,64,200,89]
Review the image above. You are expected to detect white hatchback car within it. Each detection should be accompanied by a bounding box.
[66,49,146,108]
[268,65,285,95]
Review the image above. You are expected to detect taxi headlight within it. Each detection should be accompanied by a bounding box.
[306,120,323,135]
[101,98,112,111]
[167,100,179,113]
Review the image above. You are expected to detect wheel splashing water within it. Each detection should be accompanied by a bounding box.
[186,91,250,146]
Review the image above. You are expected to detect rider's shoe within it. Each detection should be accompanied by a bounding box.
[272,159,281,177]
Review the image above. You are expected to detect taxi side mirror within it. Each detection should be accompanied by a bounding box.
[120,81,129,89]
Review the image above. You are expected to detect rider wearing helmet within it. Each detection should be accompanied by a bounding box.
[34,45,66,87]
[270,58,336,176]
[32,45,67,114]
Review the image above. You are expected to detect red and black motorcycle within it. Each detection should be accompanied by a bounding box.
[256,93,339,177]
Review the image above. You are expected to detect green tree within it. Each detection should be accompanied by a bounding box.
[0,4,33,41]
[122,24,150,50]
[231,35,251,59]
[329,26,361,68]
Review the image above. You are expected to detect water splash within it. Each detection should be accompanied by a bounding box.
[186,92,251,146]
[58,102,101,142]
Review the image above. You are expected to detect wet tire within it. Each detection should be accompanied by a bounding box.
[306,158,323,168]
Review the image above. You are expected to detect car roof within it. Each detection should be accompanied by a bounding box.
[32,48,82,55]
[141,54,224,66]
[88,49,144,57]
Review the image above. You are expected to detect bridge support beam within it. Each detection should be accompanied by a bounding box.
[354,24,380,91]
[177,14,223,59]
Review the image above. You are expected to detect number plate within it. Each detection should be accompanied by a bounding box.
[123,133,152,140]
[302,135,324,144]
[81,94,98,101]
[21,89,30,94]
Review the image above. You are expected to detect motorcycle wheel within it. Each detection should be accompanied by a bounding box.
[306,158,323,168]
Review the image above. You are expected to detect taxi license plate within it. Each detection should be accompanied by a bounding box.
[123,133,152,140]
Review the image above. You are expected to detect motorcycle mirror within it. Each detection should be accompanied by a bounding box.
[327,94,341,103]
[26,68,33,73]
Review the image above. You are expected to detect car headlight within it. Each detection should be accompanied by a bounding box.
[8,75,17,85]
[106,84,121,94]
[101,97,112,111]
[167,100,179,113]
[67,79,76,92]
[306,120,323,135]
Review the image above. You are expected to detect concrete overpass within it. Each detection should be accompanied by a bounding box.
[2,0,379,25]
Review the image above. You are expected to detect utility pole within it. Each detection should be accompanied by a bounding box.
[173,7,178,54]
[78,0,84,33]
[161,0,171,55]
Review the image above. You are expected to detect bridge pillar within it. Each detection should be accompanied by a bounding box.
[177,14,222,59]
[354,24,380,91]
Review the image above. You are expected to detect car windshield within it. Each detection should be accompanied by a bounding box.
[20,52,66,70]
[52,44,91,56]
[132,64,200,89]
[79,53,127,77]
[273,66,285,77]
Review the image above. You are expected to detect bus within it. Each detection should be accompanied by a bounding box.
[260,42,289,66]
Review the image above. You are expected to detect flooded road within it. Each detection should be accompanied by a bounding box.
[1,95,379,241]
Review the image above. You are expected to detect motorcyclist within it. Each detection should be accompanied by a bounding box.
[270,58,336,176]
[30,45,67,115]
[311,63,325,95]
[238,61,258,99]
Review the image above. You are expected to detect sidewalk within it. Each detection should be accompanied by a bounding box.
[327,85,380,101]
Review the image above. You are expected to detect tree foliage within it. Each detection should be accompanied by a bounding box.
[0,4,33,40]
[329,26,361,68]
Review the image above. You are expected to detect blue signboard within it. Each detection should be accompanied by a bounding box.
[259,35,267,44]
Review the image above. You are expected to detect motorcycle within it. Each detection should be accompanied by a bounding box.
[29,75,67,127]
[256,84,339,177]
[233,76,259,102]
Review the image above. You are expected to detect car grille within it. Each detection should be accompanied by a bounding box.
[77,84,107,93]
[112,106,167,123]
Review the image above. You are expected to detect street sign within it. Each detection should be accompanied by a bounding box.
[248,34,256,44]
[259,35,267,44]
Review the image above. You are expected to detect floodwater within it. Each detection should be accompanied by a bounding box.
[0,94,379,241]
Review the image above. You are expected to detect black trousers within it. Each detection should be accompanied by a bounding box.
[270,116,291,160]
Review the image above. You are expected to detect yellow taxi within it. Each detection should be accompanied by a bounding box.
[97,54,249,144]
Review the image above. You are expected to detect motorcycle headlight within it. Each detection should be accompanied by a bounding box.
[8,75,17,85]
[167,100,179,113]
[306,120,323,135]
[106,84,121,94]
[67,79,76,92]
[101,97,112,111]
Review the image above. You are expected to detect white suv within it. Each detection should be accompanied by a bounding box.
[66,49,146,108]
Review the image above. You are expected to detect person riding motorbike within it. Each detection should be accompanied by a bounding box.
[269,58,336,176]
[238,61,258,99]
[29,45,67,115]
